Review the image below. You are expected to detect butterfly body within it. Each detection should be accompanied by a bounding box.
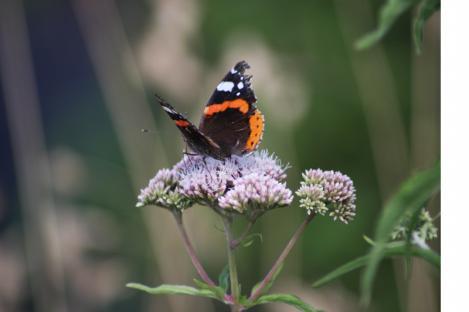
[157,61,264,160]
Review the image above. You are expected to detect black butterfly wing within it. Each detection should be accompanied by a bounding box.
[198,61,264,156]
[156,94,223,159]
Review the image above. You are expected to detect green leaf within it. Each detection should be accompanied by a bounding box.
[218,265,230,292]
[363,235,375,245]
[356,0,418,50]
[250,263,284,297]
[313,241,440,288]
[239,295,252,307]
[361,162,440,305]
[413,0,440,53]
[192,279,226,300]
[242,233,263,247]
[253,293,321,312]
[126,283,219,300]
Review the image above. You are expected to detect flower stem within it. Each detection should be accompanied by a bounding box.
[172,210,216,287]
[249,212,317,302]
[222,216,241,310]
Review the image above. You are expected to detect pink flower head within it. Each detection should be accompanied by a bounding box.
[138,150,291,216]
[218,173,293,214]
[136,168,193,210]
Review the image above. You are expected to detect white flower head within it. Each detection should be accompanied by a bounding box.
[297,169,356,224]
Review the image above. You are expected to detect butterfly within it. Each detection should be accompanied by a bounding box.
[156,61,264,160]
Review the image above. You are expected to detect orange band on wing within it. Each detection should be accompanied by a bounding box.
[175,120,190,127]
[204,99,250,116]
[245,109,264,151]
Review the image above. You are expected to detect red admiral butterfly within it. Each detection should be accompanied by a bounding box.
[156,61,264,160]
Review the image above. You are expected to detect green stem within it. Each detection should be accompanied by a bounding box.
[222,217,241,310]
[249,212,316,302]
[172,210,216,287]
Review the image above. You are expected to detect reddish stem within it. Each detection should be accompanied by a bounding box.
[249,213,317,302]
[172,211,216,287]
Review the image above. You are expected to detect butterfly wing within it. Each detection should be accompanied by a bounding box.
[198,61,264,156]
[156,94,223,159]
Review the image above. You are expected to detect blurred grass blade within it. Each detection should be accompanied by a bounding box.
[361,162,440,305]
[413,0,440,53]
[127,283,219,300]
[356,0,417,50]
[254,293,321,312]
[313,241,440,288]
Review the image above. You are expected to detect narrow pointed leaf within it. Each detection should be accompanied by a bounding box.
[313,241,440,287]
[254,293,321,312]
[356,0,417,50]
[126,283,218,300]
[242,233,263,247]
[218,265,230,292]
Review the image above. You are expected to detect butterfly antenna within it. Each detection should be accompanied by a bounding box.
[154,93,191,122]
[154,93,174,110]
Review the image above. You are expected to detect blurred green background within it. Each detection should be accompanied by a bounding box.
[0,0,440,311]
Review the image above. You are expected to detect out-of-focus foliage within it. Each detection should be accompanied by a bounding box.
[413,0,441,53]
[356,0,440,53]
[361,163,440,305]
[0,0,440,311]
[312,238,440,288]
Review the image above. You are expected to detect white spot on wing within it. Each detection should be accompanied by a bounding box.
[217,81,234,92]
[162,106,174,113]
[237,82,244,89]
[236,92,240,96]
[230,67,237,74]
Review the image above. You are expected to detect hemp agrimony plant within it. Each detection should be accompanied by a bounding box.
[312,163,440,307]
[128,151,356,312]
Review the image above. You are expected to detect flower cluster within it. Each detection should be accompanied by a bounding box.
[137,151,357,223]
[136,168,193,210]
[391,209,438,242]
[296,169,356,223]
[176,151,291,212]
[137,150,292,216]
[218,173,293,215]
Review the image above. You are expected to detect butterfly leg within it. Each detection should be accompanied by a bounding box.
[183,143,199,157]
[181,145,196,167]
[183,151,199,157]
